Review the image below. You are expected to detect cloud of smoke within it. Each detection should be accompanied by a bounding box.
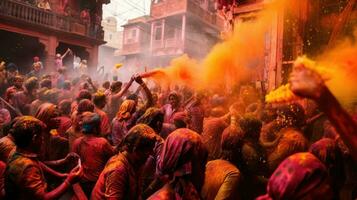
[143,0,289,91]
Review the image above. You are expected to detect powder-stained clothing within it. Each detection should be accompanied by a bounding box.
[201,117,229,160]
[72,135,115,183]
[11,91,36,115]
[55,116,72,137]
[201,159,241,200]
[91,153,139,200]
[267,128,308,173]
[187,104,205,134]
[0,135,15,162]
[149,129,208,200]
[105,93,123,122]
[5,151,47,200]
[95,107,111,137]
[111,117,130,146]
[161,104,183,124]
[66,126,83,150]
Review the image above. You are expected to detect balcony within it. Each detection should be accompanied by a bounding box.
[151,0,223,29]
[151,38,184,56]
[0,0,104,41]
[187,0,224,29]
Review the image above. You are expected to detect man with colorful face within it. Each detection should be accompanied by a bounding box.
[5,116,83,200]
[91,124,159,200]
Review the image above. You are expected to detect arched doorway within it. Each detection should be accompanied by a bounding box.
[0,30,45,74]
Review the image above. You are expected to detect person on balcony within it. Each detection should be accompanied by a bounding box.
[80,8,91,34]
[37,0,51,11]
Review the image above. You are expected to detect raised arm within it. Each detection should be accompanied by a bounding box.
[289,62,357,162]
[112,76,135,99]
[134,75,153,110]
[61,49,71,59]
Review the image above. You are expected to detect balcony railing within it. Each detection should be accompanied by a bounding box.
[187,0,224,29]
[152,38,184,50]
[0,0,104,40]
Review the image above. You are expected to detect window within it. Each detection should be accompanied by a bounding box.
[109,34,112,40]
[154,26,162,40]
[124,28,138,44]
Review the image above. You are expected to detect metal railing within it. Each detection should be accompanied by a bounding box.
[0,0,103,40]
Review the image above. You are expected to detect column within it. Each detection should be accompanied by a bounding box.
[161,19,165,47]
[88,46,99,74]
[39,35,58,73]
[150,21,154,52]
[181,14,186,49]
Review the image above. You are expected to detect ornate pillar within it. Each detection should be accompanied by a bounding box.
[39,35,58,73]
[181,14,186,49]
[150,21,154,52]
[161,19,165,47]
[87,45,99,73]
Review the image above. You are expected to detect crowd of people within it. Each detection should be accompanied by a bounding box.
[0,58,356,200]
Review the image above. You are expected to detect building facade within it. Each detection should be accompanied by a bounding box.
[120,0,223,73]
[216,0,357,91]
[0,0,110,73]
[99,16,123,77]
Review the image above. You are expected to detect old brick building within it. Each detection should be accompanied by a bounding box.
[0,0,110,73]
[120,0,223,73]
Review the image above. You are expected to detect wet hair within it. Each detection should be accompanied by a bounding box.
[58,99,72,116]
[221,125,244,164]
[102,81,110,89]
[110,81,122,92]
[77,99,95,114]
[137,107,164,133]
[12,116,45,148]
[119,124,158,153]
[93,92,106,108]
[127,93,138,101]
[81,112,101,135]
[239,116,262,141]
[43,89,60,104]
[76,89,92,102]
[24,77,39,91]
[40,79,52,89]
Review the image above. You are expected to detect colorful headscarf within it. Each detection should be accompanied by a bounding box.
[116,100,136,121]
[137,107,164,132]
[34,103,60,128]
[257,152,332,200]
[158,128,207,178]
[119,124,159,152]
